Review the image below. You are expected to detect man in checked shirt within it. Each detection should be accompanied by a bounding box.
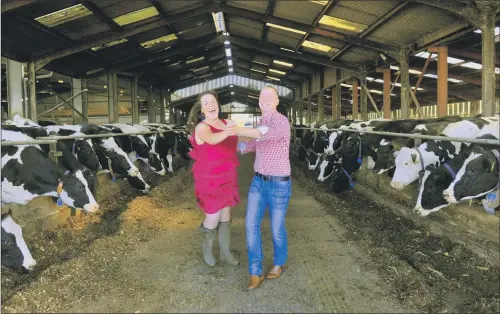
[225,85,291,290]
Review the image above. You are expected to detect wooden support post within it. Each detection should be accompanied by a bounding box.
[429,46,448,117]
[27,61,37,122]
[376,67,392,119]
[298,100,304,124]
[131,75,139,124]
[81,79,89,122]
[318,89,324,121]
[107,73,118,123]
[360,77,368,120]
[148,86,155,123]
[6,59,24,119]
[307,95,312,123]
[352,79,359,119]
[399,48,410,119]
[478,2,497,117]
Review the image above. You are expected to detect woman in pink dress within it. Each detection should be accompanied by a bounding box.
[187,90,241,267]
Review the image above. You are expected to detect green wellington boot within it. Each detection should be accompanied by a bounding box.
[218,221,240,265]
[199,223,217,266]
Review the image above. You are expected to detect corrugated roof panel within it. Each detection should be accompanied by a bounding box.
[18,0,80,19]
[273,1,320,25]
[157,0,199,12]
[179,24,216,41]
[52,14,111,40]
[132,27,171,43]
[172,14,213,33]
[287,74,305,82]
[2,15,65,60]
[100,0,151,19]
[95,41,143,62]
[227,16,263,40]
[48,51,110,77]
[306,34,346,50]
[226,0,268,14]
[328,0,400,25]
[266,29,303,50]
[367,4,459,46]
[338,48,379,63]
[293,65,316,75]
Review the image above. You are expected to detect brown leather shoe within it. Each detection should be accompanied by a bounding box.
[247,275,265,290]
[266,264,286,279]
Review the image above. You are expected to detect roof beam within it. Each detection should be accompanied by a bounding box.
[85,35,221,78]
[296,0,337,51]
[260,0,276,42]
[34,3,213,67]
[1,0,36,13]
[331,1,409,60]
[233,65,300,87]
[216,3,398,54]
[151,0,184,45]
[229,35,360,72]
[81,1,149,54]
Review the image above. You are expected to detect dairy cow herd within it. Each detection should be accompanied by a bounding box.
[293,114,500,217]
[1,114,191,273]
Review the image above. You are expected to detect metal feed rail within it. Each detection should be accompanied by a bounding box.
[291,127,500,146]
[36,130,172,141]
[1,140,58,146]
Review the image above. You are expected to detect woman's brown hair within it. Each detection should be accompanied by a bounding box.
[186,90,221,134]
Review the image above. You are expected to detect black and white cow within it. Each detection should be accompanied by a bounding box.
[102,123,167,176]
[443,121,500,206]
[1,125,99,199]
[58,124,150,192]
[1,130,99,212]
[390,120,485,190]
[1,210,37,273]
[44,126,101,172]
[135,124,174,173]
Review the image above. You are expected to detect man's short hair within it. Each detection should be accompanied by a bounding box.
[263,85,279,97]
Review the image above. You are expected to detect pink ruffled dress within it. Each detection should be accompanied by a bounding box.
[188,119,240,214]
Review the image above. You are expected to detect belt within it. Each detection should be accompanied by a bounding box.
[255,172,290,181]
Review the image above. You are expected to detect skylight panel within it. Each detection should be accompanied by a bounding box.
[35,4,92,28]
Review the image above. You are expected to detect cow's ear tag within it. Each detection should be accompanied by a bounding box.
[357,157,362,164]
[136,152,139,159]
[56,181,64,206]
[487,192,497,201]
[350,182,355,188]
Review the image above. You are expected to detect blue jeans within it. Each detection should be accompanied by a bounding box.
[246,175,292,276]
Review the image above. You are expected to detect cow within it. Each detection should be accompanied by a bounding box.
[102,124,167,176]
[44,126,102,172]
[54,124,150,192]
[1,125,99,199]
[134,124,174,173]
[443,121,500,205]
[1,130,99,212]
[1,210,37,273]
[390,120,484,190]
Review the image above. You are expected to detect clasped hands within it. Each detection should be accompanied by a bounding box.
[223,124,239,137]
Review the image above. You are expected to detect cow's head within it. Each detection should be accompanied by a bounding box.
[327,163,354,193]
[147,151,167,175]
[443,147,499,203]
[316,154,340,182]
[74,139,101,171]
[125,172,151,193]
[94,137,139,177]
[60,169,99,213]
[1,211,37,273]
[307,151,321,170]
[413,164,454,216]
[373,139,396,174]
[390,147,425,190]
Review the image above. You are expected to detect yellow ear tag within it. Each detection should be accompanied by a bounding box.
[469,199,473,206]
[491,161,495,172]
